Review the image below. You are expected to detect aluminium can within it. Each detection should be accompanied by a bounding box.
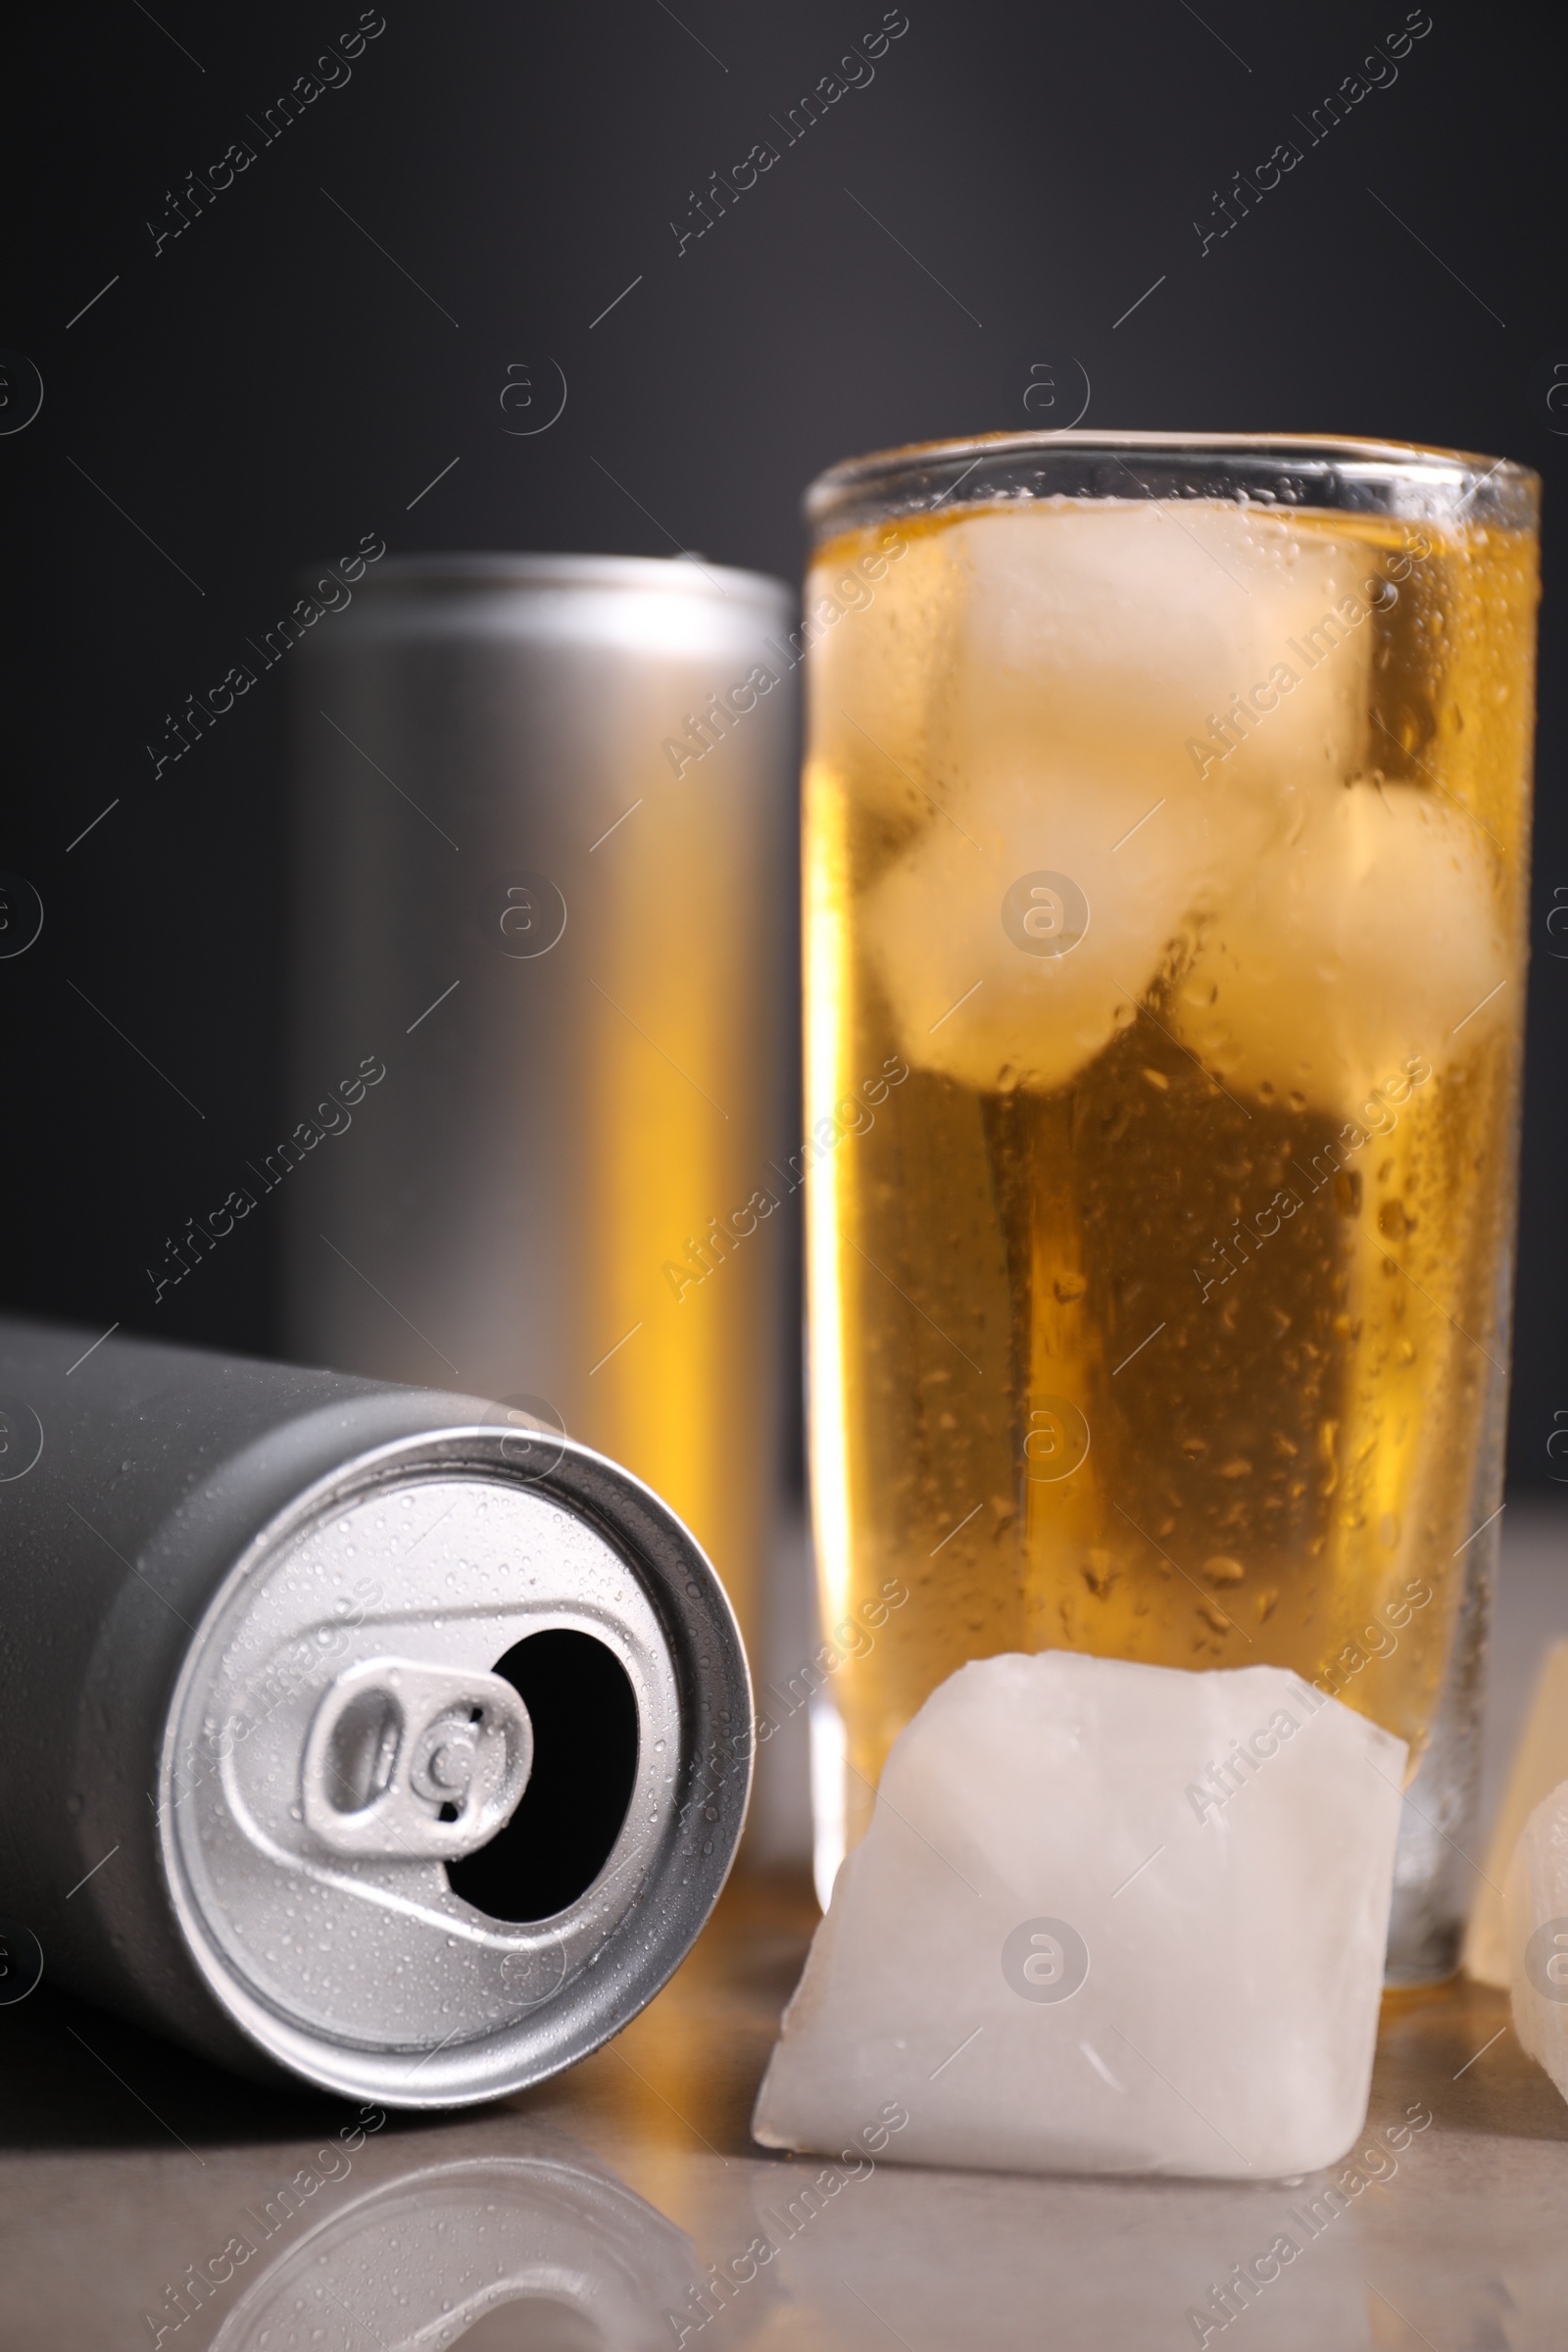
[284,553,799,1670]
[0,1315,751,2106]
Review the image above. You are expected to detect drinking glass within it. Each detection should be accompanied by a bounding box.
[802,431,1540,1977]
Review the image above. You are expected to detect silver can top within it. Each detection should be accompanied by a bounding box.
[314,547,794,611]
[158,1424,750,2105]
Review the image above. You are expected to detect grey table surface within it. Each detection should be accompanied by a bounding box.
[4,1500,1565,2352]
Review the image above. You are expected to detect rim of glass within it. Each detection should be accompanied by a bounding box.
[805,429,1540,540]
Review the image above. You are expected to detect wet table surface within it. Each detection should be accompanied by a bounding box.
[1,1867,1563,2352]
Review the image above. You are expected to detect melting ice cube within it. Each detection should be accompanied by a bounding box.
[753,1650,1406,2180]
[857,502,1378,1097]
[858,753,1219,1096]
[940,503,1371,800]
[1174,778,1509,1109]
[1466,1641,1568,1988]
[1505,1777,1568,2104]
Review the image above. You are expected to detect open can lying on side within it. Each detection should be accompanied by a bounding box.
[0,1317,751,2106]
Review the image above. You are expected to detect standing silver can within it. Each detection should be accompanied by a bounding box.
[284,555,798,1671]
[0,1316,750,2106]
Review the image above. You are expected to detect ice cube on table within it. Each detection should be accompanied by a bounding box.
[1466,1641,1568,1988]
[1505,1778,1568,2104]
[753,1650,1407,2180]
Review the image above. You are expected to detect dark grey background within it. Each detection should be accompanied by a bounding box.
[3,0,1563,1484]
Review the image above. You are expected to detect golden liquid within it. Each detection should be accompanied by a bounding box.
[806,497,1538,1842]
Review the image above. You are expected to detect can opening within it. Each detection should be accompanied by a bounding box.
[445,1630,639,1923]
[458,2299,604,2351]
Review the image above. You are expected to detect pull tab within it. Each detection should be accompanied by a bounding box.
[301,1657,533,1861]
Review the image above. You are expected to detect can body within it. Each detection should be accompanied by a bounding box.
[285,555,798,1666]
[0,1316,751,2105]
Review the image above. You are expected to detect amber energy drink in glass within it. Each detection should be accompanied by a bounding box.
[802,433,1540,1976]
